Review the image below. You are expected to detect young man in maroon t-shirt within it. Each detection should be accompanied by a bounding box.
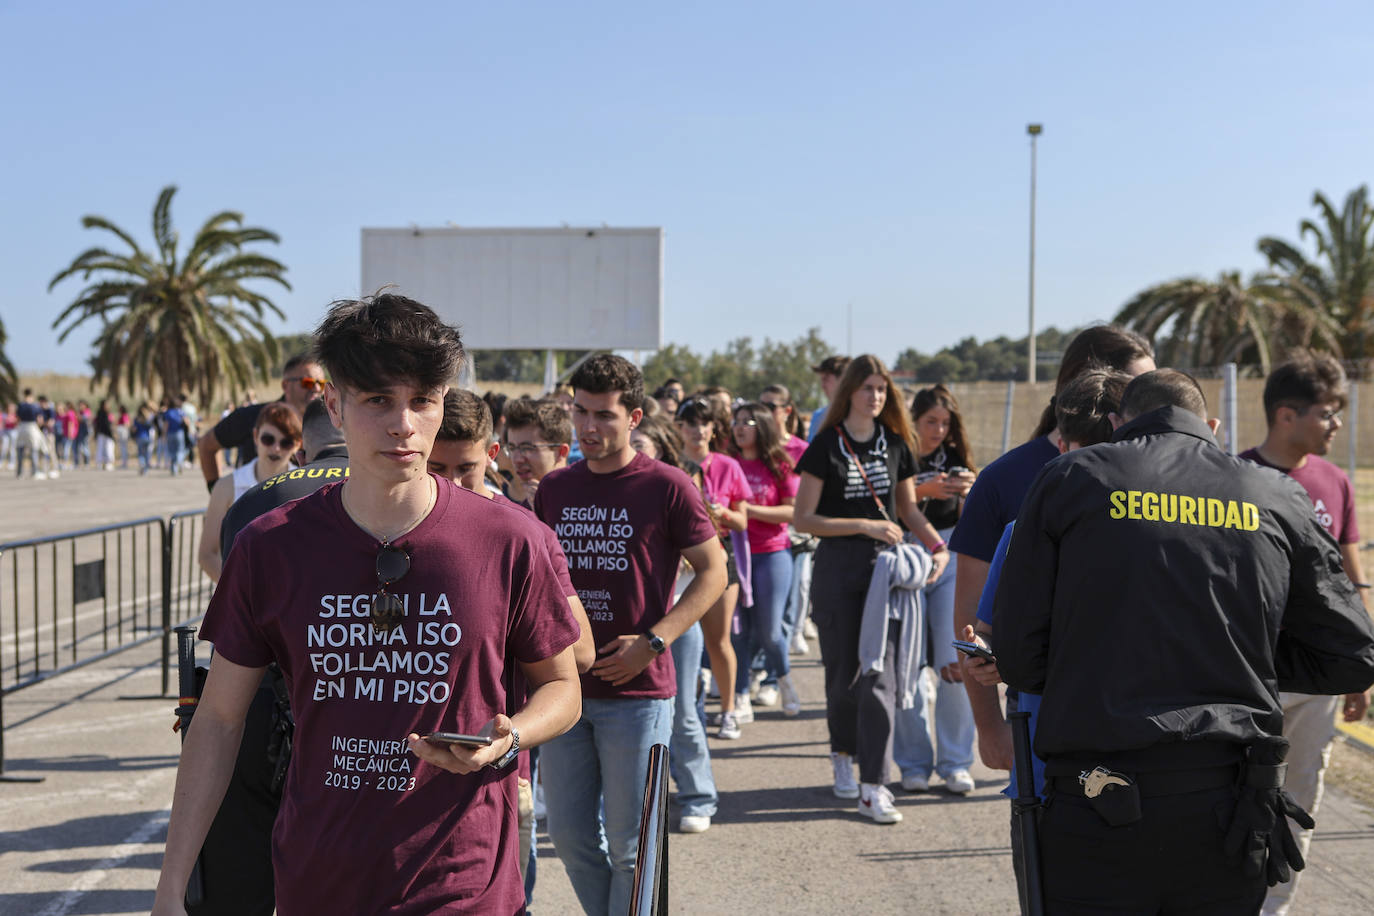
[153,295,582,916]
[1241,351,1371,916]
[534,355,726,916]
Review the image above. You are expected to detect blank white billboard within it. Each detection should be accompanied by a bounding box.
[360,227,663,350]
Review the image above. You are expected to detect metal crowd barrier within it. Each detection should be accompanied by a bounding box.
[0,510,210,781]
[629,743,670,915]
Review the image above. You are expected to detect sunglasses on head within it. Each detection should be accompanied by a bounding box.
[371,544,412,633]
[676,398,711,419]
[258,431,296,448]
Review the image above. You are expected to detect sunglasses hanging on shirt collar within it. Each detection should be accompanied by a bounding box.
[372,544,411,633]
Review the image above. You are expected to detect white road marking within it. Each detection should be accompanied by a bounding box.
[32,808,169,916]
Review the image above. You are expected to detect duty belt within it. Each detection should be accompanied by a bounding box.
[1049,763,1239,799]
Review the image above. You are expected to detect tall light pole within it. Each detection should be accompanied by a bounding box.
[1026,123,1043,383]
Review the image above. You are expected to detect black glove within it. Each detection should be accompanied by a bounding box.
[1221,736,1315,886]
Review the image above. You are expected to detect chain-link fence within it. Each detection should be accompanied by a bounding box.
[931,366,1374,548]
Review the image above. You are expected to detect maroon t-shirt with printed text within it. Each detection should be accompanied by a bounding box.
[534,450,717,701]
[495,491,576,598]
[1240,449,1360,545]
[201,477,578,916]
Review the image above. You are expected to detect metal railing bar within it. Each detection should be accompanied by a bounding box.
[0,516,166,552]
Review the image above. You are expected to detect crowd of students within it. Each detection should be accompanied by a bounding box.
[3,391,202,477]
[148,296,1374,916]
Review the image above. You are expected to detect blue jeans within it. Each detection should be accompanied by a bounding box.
[669,623,717,819]
[167,436,185,474]
[734,549,793,691]
[136,439,152,472]
[892,546,976,778]
[542,696,673,916]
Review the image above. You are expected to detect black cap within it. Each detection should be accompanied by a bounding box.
[810,355,851,376]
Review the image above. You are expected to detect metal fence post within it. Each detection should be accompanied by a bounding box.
[1222,363,1238,455]
[161,517,174,697]
[1001,379,1015,457]
[1349,382,1359,480]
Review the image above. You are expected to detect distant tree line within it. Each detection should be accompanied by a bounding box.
[641,327,836,406]
[893,326,1080,383]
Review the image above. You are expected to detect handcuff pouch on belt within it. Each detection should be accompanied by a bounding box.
[1080,766,1141,827]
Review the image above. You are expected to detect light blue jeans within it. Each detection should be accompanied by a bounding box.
[542,696,673,916]
[735,548,793,691]
[892,545,976,779]
[669,623,717,818]
[167,435,185,474]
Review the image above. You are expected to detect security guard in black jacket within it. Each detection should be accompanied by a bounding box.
[994,369,1374,914]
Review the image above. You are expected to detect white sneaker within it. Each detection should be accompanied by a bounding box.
[901,772,930,792]
[733,693,755,724]
[858,784,903,824]
[755,683,780,707]
[944,769,976,795]
[831,753,860,799]
[679,814,711,834]
[790,629,809,655]
[803,619,818,639]
[779,674,801,717]
[748,668,767,699]
[717,711,742,740]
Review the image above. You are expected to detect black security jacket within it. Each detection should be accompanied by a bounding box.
[994,406,1374,760]
[220,446,350,559]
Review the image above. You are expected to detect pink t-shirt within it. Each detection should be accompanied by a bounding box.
[535,450,718,701]
[784,435,808,466]
[700,452,751,512]
[736,457,800,554]
[60,409,78,439]
[201,479,578,915]
[1240,449,1360,544]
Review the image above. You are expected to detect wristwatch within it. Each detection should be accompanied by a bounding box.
[487,727,520,770]
[644,631,667,655]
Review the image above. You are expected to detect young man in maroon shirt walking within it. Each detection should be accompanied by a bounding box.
[534,355,726,915]
[153,294,581,916]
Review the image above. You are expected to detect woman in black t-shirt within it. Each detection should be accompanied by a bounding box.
[794,355,949,825]
[890,385,980,796]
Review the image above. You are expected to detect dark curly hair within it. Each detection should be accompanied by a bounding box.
[570,354,645,413]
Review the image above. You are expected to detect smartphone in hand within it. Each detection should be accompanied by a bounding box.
[951,639,995,663]
[424,732,494,749]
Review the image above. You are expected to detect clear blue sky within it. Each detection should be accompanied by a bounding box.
[3,0,1372,374]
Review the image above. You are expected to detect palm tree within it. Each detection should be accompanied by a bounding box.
[1113,271,1334,376]
[48,186,289,405]
[1258,186,1374,364]
[0,315,17,404]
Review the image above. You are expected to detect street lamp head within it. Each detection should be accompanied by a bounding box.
[1027,123,1043,136]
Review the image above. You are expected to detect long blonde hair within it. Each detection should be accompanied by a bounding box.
[818,354,916,455]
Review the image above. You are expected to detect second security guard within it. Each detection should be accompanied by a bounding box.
[994,369,1374,914]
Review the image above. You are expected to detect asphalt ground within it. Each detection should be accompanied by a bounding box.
[2,466,1373,914]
